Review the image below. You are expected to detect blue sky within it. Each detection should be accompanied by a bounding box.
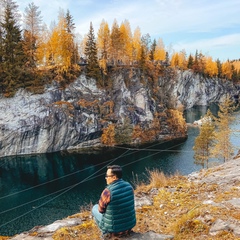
[18,0,240,61]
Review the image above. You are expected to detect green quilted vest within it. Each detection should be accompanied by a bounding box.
[100,179,136,233]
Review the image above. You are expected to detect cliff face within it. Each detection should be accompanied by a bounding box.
[0,70,238,157]
[171,70,239,108]
[0,72,156,157]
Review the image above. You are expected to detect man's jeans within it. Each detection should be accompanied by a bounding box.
[92,204,103,229]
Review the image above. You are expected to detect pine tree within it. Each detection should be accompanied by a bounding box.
[139,33,150,71]
[193,109,215,168]
[0,0,26,95]
[187,54,194,69]
[216,58,222,78]
[65,9,78,65]
[149,39,156,61]
[211,95,237,162]
[85,22,100,81]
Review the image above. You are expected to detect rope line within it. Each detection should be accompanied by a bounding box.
[0,138,177,200]
[0,139,187,223]
[0,149,130,228]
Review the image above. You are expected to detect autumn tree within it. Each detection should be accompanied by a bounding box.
[97,19,110,74]
[132,26,142,63]
[166,109,187,136]
[154,38,166,62]
[110,19,122,65]
[222,60,233,79]
[193,109,215,168]
[85,22,101,81]
[192,50,205,75]
[119,19,133,64]
[211,95,237,162]
[23,2,42,68]
[171,52,179,67]
[101,124,116,146]
[204,56,218,77]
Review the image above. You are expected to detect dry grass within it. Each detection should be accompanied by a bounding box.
[49,170,240,239]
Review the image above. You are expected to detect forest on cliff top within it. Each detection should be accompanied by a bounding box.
[0,1,240,97]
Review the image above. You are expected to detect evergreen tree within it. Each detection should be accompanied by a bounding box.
[0,0,26,94]
[211,95,237,162]
[65,9,78,65]
[187,54,194,69]
[149,38,156,61]
[216,58,222,78]
[84,22,101,82]
[139,33,150,71]
[193,109,215,168]
[115,117,133,145]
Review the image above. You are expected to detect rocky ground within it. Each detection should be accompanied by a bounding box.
[2,156,240,240]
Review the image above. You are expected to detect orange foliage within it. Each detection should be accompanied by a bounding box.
[53,101,74,110]
[78,99,99,108]
[204,56,218,77]
[154,38,166,61]
[132,117,161,144]
[103,100,114,114]
[101,124,116,146]
[222,61,233,79]
[167,109,186,135]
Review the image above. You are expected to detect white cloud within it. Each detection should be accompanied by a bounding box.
[174,34,240,51]
[16,0,240,60]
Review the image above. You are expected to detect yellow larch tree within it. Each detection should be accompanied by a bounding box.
[222,60,233,79]
[39,10,74,73]
[110,19,122,65]
[35,23,50,67]
[170,52,179,67]
[178,50,188,70]
[204,56,218,77]
[132,26,142,63]
[171,50,187,69]
[47,24,59,66]
[211,95,236,162]
[154,38,165,61]
[97,19,111,74]
[119,19,133,65]
[57,12,73,72]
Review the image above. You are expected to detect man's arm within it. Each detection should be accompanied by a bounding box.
[98,188,111,213]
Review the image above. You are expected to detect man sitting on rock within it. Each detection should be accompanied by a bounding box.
[92,165,136,238]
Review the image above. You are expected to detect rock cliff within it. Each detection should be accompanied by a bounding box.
[0,69,238,157]
[164,70,239,109]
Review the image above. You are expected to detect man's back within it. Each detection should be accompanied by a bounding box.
[100,179,136,233]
